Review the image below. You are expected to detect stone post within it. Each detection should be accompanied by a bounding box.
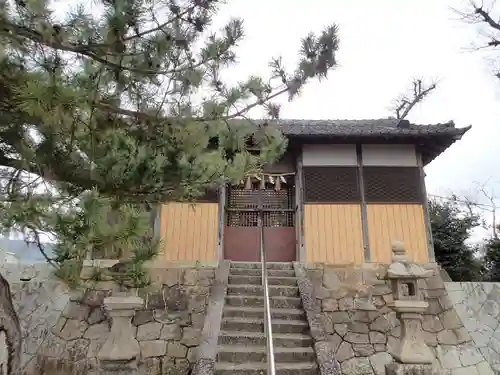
[385,241,441,375]
[98,295,144,373]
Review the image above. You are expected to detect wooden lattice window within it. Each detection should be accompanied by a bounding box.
[226,187,295,227]
[363,166,423,204]
[303,167,360,203]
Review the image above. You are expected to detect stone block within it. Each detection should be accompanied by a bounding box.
[138,357,161,375]
[369,331,386,344]
[146,290,167,310]
[87,339,106,358]
[181,327,201,347]
[341,357,373,375]
[422,315,444,333]
[385,363,441,375]
[165,285,188,311]
[329,311,351,324]
[82,290,109,307]
[60,319,88,340]
[133,310,154,326]
[344,332,369,344]
[160,323,182,340]
[329,333,343,352]
[338,297,354,310]
[188,295,207,314]
[426,298,443,315]
[137,322,162,341]
[440,347,462,369]
[87,307,106,325]
[458,347,483,367]
[451,366,479,375]
[349,322,369,333]
[476,361,496,375]
[336,341,354,362]
[370,352,392,375]
[167,342,188,358]
[187,347,197,363]
[353,344,375,356]
[64,338,90,362]
[140,340,167,358]
[322,298,338,312]
[441,309,463,330]
[335,323,348,337]
[437,330,458,345]
[191,313,205,329]
[453,327,470,344]
[84,322,110,340]
[63,301,91,320]
[352,311,373,323]
[183,268,199,285]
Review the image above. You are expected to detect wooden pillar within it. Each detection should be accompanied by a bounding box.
[296,153,306,263]
[217,184,226,261]
[356,144,371,262]
[417,150,435,263]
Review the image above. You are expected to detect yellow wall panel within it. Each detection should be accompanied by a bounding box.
[304,204,364,265]
[367,204,428,264]
[158,203,219,263]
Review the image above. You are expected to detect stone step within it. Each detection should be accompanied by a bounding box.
[221,317,309,334]
[230,261,294,270]
[225,295,302,309]
[229,275,298,286]
[215,361,318,375]
[223,306,306,321]
[230,268,296,278]
[218,331,313,347]
[217,345,316,363]
[227,284,299,297]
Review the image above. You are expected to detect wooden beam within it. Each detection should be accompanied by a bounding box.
[356,144,371,262]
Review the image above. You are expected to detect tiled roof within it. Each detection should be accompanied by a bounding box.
[268,119,471,138]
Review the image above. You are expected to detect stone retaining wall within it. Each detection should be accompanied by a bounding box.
[445,282,500,374]
[34,265,215,375]
[0,262,216,375]
[305,264,494,375]
[0,263,70,374]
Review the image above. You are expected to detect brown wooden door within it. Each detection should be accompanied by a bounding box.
[224,180,296,262]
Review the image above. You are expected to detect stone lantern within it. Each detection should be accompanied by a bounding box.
[98,295,144,373]
[385,241,441,375]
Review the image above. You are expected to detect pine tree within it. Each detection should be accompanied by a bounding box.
[0,0,340,286]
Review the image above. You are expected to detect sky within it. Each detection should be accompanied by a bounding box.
[9,0,499,242]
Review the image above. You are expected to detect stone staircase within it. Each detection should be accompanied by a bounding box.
[215,261,319,375]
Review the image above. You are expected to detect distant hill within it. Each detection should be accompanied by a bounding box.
[0,238,55,263]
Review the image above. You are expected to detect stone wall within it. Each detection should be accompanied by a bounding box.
[445,282,500,374]
[305,264,494,375]
[0,263,70,373]
[3,263,215,375]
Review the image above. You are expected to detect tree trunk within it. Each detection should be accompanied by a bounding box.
[0,274,21,375]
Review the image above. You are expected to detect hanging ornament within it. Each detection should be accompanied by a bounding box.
[280,175,286,184]
[243,176,251,190]
[268,175,274,184]
[259,176,266,190]
[275,176,281,191]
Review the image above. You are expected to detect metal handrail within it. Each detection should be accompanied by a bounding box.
[259,212,276,375]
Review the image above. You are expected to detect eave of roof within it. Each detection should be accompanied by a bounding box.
[263,118,471,165]
[269,118,470,138]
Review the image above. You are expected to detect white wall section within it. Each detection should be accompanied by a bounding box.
[361,144,417,166]
[302,144,357,166]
